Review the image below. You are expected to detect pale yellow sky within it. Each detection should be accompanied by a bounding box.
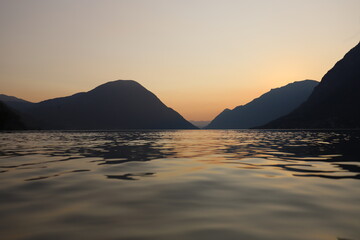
[0,0,359,120]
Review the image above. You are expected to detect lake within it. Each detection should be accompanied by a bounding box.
[0,130,359,240]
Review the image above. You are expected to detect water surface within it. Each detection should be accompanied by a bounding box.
[0,130,359,240]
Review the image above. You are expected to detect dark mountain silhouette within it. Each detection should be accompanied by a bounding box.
[206,80,318,129]
[0,95,40,129]
[0,94,34,111]
[0,101,26,130]
[260,42,360,129]
[4,80,197,130]
[0,94,30,103]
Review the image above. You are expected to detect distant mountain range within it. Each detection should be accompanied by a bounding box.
[190,120,211,128]
[0,80,197,130]
[1,42,359,130]
[206,80,318,129]
[259,42,360,129]
[0,94,31,103]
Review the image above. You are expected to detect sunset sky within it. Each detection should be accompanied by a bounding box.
[0,0,359,121]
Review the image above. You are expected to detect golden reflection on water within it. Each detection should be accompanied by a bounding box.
[0,130,359,240]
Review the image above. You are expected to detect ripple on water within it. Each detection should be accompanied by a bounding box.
[0,130,359,240]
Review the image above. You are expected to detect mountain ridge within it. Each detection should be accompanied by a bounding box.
[206,80,319,129]
[259,42,360,129]
[1,80,197,130]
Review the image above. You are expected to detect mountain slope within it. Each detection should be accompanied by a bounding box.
[0,94,34,111]
[0,94,30,103]
[11,80,196,130]
[206,80,318,129]
[0,101,26,130]
[260,42,360,129]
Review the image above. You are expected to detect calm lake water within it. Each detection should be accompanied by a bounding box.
[0,130,359,240]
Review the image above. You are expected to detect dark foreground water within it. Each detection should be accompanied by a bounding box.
[0,130,359,240]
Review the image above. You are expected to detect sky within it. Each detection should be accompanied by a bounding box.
[0,0,359,121]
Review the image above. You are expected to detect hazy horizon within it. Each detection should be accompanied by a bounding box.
[1,0,359,121]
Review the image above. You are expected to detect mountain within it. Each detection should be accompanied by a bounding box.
[0,101,26,130]
[0,94,34,112]
[6,80,197,130]
[206,80,319,129]
[260,42,360,129]
[0,94,30,103]
[190,120,211,128]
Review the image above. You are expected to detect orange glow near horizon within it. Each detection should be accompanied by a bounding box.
[0,0,359,121]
